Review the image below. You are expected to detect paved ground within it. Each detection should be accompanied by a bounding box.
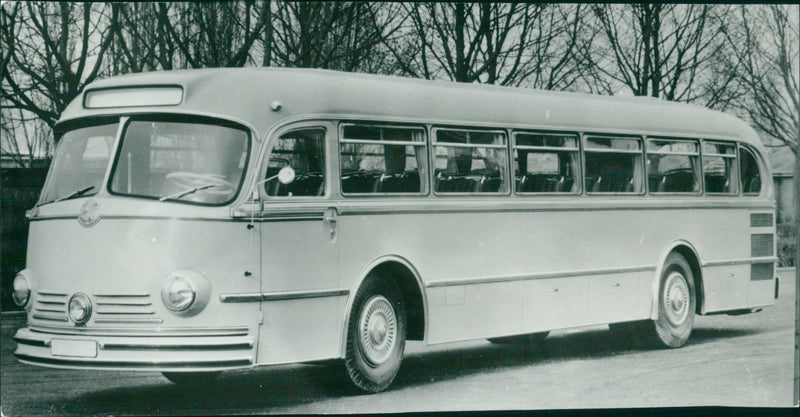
[1,269,796,415]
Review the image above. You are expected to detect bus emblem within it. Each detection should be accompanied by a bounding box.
[78,200,101,228]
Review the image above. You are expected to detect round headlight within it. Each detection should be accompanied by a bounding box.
[161,275,196,312]
[68,293,92,326]
[12,274,30,307]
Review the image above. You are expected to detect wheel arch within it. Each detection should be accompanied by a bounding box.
[339,255,427,357]
[650,240,705,319]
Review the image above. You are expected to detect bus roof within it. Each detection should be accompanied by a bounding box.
[61,67,763,149]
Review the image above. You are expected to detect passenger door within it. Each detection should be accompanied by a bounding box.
[257,121,343,364]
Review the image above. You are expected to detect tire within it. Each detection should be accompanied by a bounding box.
[643,252,696,348]
[162,371,221,385]
[487,331,549,345]
[345,276,406,393]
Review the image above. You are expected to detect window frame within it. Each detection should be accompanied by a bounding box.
[645,137,702,196]
[107,114,252,207]
[701,139,740,196]
[738,144,763,197]
[261,125,330,200]
[431,126,511,196]
[582,134,646,196]
[338,122,430,197]
[38,117,122,206]
[512,131,581,196]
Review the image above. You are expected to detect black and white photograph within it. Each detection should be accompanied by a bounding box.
[1,1,798,415]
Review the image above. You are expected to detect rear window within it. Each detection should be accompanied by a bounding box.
[702,141,738,194]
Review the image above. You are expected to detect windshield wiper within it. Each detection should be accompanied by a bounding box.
[159,184,216,202]
[54,186,95,203]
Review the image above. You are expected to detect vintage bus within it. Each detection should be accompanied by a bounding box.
[13,68,777,392]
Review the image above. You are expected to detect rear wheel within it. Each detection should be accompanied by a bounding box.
[162,371,221,385]
[643,252,696,348]
[345,276,406,393]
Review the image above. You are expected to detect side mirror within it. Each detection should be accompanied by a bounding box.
[277,166,295,185]
[253,166,296,203]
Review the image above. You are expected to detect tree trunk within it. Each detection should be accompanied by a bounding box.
[455,2,466,82]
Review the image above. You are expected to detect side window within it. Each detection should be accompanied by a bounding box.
[702,141,738,194]
[513,132,579,194]
[646,139,700,194]
[433,128,508,194]
[264,128,326,197]
[739,146,762,195]
[339,124,427,195]
[584,136,644,194]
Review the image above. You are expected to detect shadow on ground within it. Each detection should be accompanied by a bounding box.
[58,324,763,414]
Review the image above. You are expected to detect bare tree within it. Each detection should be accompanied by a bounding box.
[159,1,267,68]
[109,3,175,73]
[0,108,52,167]
[588,4,732,101]
[0,2,117,128]
[389,3,590,89]
[269,1,403,73]
[728,5,798,155]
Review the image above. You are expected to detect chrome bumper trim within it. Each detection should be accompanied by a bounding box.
[16,354,252,369]
[28,324,250,337]
[14,326,256,371]
[101,342,253,351]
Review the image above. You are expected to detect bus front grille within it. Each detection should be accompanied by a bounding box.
[32,292,68,322]
[92,293,163,324]
[31,292,163,325]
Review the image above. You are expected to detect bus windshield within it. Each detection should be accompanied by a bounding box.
[38,122,119,206]
[109,117,250,205]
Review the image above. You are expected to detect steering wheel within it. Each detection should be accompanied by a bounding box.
[166,172,235,196]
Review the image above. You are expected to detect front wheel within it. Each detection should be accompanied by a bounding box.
[345,277,406,393]
[643,252,696,348]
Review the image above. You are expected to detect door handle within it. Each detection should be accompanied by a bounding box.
[323,207,338,239]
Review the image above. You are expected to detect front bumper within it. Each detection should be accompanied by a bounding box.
[14,325,256,371]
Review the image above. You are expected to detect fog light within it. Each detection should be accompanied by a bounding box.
[162,275,196,312]
[12,274,30,307]
[68,293,92,325]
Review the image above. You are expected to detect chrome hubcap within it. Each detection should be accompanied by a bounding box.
[358,295,397,366]
[664,272,690,325]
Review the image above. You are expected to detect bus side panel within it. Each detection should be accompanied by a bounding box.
[586,272,641,325]
[522,277,588,333]
[686,209,775,313]
[259,297,345,364]
[338,210,526,345]
[338,208,657,344]
[699,265,750,312]
[257,217,342,365]
[337,204,767,345]
[747,272,776,306]
[426,282,523,342]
